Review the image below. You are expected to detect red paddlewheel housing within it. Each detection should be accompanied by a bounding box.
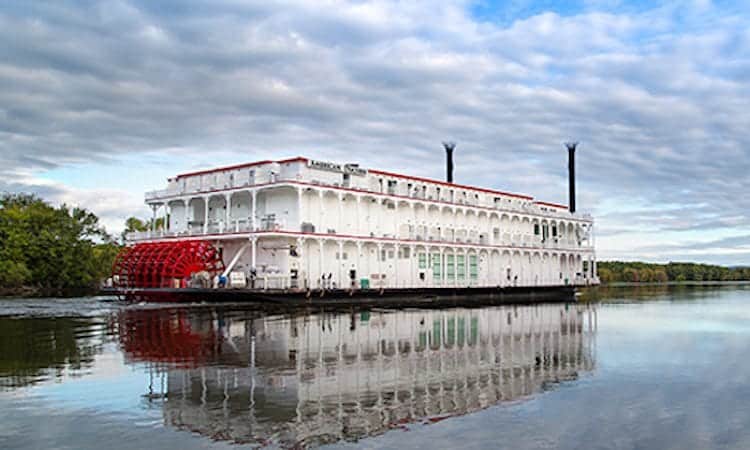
[112,240,225,289]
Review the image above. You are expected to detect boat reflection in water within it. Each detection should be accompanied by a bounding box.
[118,303,597,447]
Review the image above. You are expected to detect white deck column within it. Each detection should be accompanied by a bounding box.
[318,191,324,233]
[338,240,344,287]
[356,241,363,286]
[411,202,417,238]
[151,204,158,233]
[298,237,307,289]
[485,250,491,286]
[452,248,457,287]
[338,193,343,234]
[251,236,257,270]
[462,248,467,286]
[319,239,325,288]
[355,196,361,235]
[203,196,209,234]
[297,188,303,232]
[224,193,231,232]
[439,247,445,286]
[178,199,187,232]
[394,243,399,288]
[376,198,382,237]
[376,242,383,287]
[251,190,257,231]
[409,245,415,288]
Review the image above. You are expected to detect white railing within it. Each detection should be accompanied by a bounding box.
[126,225,593,252]
[144,188,174,201]
[145,173,282,200]
[125,222,258,242]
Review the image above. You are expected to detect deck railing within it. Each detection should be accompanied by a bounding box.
[125,228,594,254]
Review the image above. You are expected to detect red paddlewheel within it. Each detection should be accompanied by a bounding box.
[118,310,220,366]
[112,240,225,289]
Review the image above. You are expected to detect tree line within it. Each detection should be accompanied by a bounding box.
[0,194,121,294]
[0,193,172,295]
[597,261,750,283]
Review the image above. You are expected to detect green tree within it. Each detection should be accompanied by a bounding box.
[596,260,750,284]
[653,269,668,283]
[121,216,165,240]
[0,193,120,293]
[597,267,614,283]
[124,216,148,232]
[639,268,654,282]
[0,260,32,288]
[623,268,640,282]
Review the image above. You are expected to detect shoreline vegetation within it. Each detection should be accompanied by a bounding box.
[0,194,121,297]
[2,194,749,298]
[596,261,750,284]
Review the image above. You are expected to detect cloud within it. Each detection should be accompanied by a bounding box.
[0,177,149,235]
[0,0,748,263]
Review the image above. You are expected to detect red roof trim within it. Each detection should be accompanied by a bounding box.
[534,201,568,209]
[369,169,534,200]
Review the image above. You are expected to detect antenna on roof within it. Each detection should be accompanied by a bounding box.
[443,141,456,183]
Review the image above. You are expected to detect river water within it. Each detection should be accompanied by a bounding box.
[1,285,749,449]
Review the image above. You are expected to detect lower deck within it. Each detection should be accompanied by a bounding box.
[104,284,578,306]
[165,233,598,291]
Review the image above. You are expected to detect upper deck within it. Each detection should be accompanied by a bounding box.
[144,157,591,222]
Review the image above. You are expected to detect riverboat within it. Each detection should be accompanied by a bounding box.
[110,145,598,303]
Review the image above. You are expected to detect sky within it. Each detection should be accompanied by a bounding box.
[1,0,749,265]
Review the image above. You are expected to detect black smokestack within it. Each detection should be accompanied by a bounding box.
[443,141,455,183]
[566,142,578,213]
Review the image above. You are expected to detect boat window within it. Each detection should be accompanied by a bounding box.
[457,255,466,279]
[469,255,478,279]
[432,253,441,280]
[418,253,427,269]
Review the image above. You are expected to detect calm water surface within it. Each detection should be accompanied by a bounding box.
[1,286,749,449]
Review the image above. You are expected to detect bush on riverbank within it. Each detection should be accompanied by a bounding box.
[597,261,750,284]
[0,194,120,295]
